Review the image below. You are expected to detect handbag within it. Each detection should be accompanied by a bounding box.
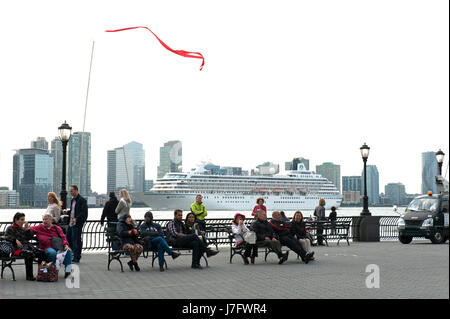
[0,240,13,257]
[243,231,256,244]
[51,237,64,252]
[36,262,59,282]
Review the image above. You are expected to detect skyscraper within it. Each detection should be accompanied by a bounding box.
[157,141,182,178]
[421,151,438,194]
[12,148,53,207]
[316,162,341,193]
[31,137,49,151]
[67,132,91,197]
[361,165,380,205]
[385,183,407,205]
[50,138,63,194]
[342,176,362,193]
[107,142,145,193]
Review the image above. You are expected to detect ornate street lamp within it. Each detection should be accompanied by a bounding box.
[58,121,72,209]
[435,149,445,175]
[360,143,371,216]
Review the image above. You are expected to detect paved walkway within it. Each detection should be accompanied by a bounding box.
[0,241,448,299]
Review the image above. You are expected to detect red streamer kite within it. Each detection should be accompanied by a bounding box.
[105,26,205,71]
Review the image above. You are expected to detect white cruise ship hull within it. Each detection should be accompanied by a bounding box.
[133,192,342,211]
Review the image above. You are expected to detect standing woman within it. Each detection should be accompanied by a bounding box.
[251,198,267,217]
[291,211,315,260]
[313,198,326,246]
[46,192,62,224]
[115,189,132,219]
[232,213,258,264]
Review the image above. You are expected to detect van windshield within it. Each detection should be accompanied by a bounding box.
[407,198,439,212]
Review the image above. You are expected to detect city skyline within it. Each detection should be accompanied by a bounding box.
[0,1,448,196]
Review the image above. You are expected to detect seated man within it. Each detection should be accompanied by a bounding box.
[167,209,218,269]
[139,211,180,272]
[269,211,313,264]
[250,209,289,265]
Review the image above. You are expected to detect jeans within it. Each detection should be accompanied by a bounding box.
[150,236,174,266]
[174,234,208,266]
[196,220,206,232]
[45,248,72,273]
[67,223,83,261]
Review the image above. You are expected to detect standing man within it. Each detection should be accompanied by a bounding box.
[313,198,326,246]
[65,185,88,263]
[191,194,208,232]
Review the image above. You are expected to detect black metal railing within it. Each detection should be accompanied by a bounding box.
[0,216,401,251]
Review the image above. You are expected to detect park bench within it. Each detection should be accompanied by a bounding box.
[0,231,41,281]
[305,220,351,246]
[105,222,213,272]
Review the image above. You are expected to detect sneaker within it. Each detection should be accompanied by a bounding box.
[127,260,134,271]
[159,265,165,272]
[242,256,249,265]
[171,252,181,260]
[133,262,140,272]
[206,249,219,257]
[64,272,71,279]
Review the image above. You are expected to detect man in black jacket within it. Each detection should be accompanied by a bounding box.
[250,210,288,264]
[139,211,180,271]
[269,211,313,264]
[100,192,119,227]
[66,185,88,263]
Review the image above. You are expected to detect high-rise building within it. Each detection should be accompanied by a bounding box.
[285,157,310,171]
[67,132,91,197]
[421,152,438,194]
[0,188,20,208]
[342,191,361,204]
[12,148,53,207]
[342,176,362,193]
[50,138,63,194]
[144,180,154,192]
[107,141,145,193]
[204,163,221,175]
[316,162,341,193]
[361,165,380,205]
[31,137,49,151]
[157,141,182,178]
[385,183,407,205]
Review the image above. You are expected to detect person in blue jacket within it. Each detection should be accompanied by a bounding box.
[139,211,180,271]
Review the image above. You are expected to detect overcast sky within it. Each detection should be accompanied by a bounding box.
[0,0,448,195]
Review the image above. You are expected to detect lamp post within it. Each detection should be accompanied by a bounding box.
[360,143,371,216]
[58,121,72,209]
[435,149,445,175]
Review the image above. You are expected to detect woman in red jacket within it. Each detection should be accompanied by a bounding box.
[251,198,267,217]
[30,213,73,278]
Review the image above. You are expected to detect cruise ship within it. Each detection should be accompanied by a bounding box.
[133,164,342,211]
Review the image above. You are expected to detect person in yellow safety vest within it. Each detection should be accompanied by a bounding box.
[191,194,207,232]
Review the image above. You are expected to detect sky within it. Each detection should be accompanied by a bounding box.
[0,0,448,195]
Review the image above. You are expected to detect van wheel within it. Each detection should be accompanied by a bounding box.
[399,235,412,244]
[430,231,445,244]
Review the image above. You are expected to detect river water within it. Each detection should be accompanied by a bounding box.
[0,206,400,223]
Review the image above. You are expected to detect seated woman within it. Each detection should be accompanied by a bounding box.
[232,213,257,265]
[184,212,207,244]
[29,213,73,278]
[291,211,315,260]
[116,214,143,272]
[5,213,45,281]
